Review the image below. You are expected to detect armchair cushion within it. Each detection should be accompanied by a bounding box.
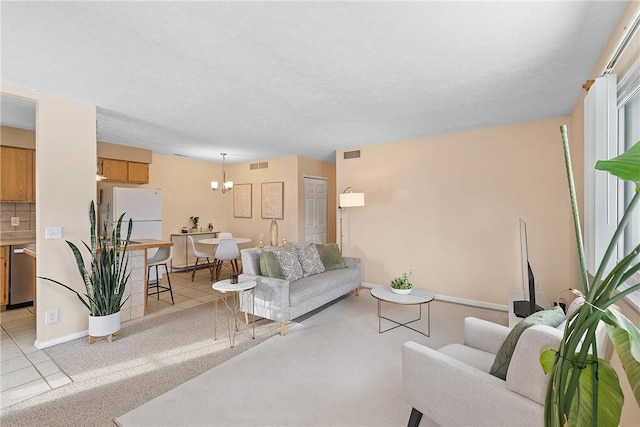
[490,306,565,380]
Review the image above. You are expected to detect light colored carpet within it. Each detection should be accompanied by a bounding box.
[0,299,281,427]
[116,289,507,427]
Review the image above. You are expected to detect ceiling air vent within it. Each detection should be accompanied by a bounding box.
[250,162,269,170]
[344,150,361,160]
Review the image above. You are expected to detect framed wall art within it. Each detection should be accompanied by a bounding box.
[261,181,284,219]
[233,183,252,218]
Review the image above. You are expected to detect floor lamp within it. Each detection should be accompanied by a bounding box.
[338,187,365,252]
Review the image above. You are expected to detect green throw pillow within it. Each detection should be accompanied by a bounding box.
[489,306,565,380]
[259,250,284,279]
[314,243,346,270]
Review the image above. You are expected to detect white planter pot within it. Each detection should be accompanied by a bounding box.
[391,287,412,295]
[88,312,121,338]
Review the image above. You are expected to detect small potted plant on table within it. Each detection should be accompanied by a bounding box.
[391,272,413,295]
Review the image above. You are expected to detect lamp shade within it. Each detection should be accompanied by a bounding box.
[339,192,365,208]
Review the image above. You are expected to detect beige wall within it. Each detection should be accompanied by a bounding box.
[1,125,35,148]
[337,117,572,304]
[1,83,97,347]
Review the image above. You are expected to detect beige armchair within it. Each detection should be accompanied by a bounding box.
[402,298,612,426]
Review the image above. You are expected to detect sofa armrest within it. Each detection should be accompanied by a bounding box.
[239,273,291,321]
[506,324,562,405]
[464,317,511,354]
[402,341,542,426]
[342,257,360,271]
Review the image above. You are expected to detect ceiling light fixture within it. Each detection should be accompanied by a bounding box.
[211,153,233,193]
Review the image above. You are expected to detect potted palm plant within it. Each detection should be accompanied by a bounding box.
[540,126,640,426]
[40,200,133,344]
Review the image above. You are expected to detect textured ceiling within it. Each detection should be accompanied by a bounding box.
[0,1,628,164]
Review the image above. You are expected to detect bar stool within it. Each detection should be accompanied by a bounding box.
[147,246,174,304]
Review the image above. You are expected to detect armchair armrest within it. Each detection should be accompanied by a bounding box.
[402,341,542,426]
[464,317,511,354]
[506,324,562,405]
[238,273,291,322]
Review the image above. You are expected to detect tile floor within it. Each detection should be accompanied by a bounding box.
[0,267,223,409]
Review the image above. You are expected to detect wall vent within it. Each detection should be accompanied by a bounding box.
[344,150,361,159]
[250,162,269,170]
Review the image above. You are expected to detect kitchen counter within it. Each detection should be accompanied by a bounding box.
[23,239,172,258]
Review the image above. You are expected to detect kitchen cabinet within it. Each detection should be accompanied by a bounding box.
[0,146,35,202]
[1,246,8,308]
[128,161,149,183]
[98,158,149,184]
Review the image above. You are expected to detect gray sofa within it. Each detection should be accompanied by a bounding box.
[239,246,361,335]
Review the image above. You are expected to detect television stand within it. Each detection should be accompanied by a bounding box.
[508,289,550,327]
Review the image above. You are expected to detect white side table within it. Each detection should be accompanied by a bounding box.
[212,279,256,348]
[370,286,435,336]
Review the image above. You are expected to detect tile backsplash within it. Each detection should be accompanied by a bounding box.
[1,202,36,232]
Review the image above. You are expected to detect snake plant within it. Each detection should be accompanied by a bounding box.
[40,200,133,316]
[540,125,640,426]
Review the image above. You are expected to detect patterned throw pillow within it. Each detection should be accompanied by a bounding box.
[273,245,304,282]
[259,250,284,279]
[295,243,325,277]
[314,243,346,270]
[489,306,565,380]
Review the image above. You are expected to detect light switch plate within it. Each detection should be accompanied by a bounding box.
[11,217,19,226]
[45,226,63,240]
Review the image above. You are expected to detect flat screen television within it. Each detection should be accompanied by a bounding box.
[514,219,544,318]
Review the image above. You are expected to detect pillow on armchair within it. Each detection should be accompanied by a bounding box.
[489,306,565,380]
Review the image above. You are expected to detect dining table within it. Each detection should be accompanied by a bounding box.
[199,237,252,246]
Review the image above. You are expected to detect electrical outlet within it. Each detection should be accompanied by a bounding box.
[45,309,58,325]
[45,226,63,240]
[11,217,19,226]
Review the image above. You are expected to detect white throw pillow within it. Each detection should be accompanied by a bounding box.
[273,245,304,282]
[295,243,325,277]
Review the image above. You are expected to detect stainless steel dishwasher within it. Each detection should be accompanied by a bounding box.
[9,244,35,308]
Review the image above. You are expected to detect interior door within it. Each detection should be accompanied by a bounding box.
[304,177,327,243]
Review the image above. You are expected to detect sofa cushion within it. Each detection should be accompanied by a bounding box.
[490,306,565,380]
[273,245,304,282]
[314,243,346,270]
[289,267,360,307]
[296,243,325,277]
[259,250,284,279]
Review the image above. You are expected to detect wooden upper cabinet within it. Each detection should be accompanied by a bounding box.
[100,158,128,182]
[128,162,149,184]
[0,146,35,202]
[98,157,149,184]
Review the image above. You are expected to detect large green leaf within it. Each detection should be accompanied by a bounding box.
[541,348,557,374]
[568,355,623,427]
[604,319,640,406]
[595,140,640,190]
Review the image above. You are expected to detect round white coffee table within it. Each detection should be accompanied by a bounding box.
[212,279,257,348]
[370,286,435,336]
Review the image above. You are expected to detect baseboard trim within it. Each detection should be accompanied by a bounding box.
[360,282,508,312]
[34,330,88,349]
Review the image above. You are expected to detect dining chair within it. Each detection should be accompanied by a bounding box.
[214,237,240,280]
[147,246,174,304]
[218,232,233,239]
[187,235,215,281]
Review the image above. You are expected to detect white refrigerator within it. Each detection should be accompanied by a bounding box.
[99,187,163,281]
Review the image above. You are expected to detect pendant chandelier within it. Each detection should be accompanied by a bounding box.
[211,153,233,193]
